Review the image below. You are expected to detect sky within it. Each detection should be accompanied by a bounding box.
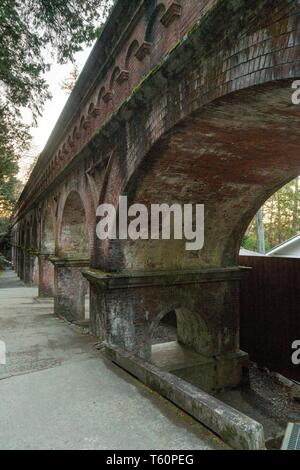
[19,46,93,181]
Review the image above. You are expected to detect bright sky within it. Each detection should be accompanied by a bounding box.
[19,46,93,181]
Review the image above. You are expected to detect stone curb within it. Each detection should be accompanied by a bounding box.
[104,343,265,450]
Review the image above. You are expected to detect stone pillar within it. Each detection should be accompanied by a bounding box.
[17,247,22,278]
[24,250,36,286]
[50,257,90,323]
[83,268,249,393]
[19,247,25,280]
[16,247,20,276]
[11,245,16,271]
[38,253,55,297]
[32,254,39,286]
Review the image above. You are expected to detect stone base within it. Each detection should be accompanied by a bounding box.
[104,343,265,450]
[51,257,89,323]
[38,254,55,298]
[84,267,248,391]
[151,342,249,393]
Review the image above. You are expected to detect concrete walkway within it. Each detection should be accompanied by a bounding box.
[0,270,227,450]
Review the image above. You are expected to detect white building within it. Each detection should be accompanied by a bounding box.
[239,248,263,257]
[267,233,300,258]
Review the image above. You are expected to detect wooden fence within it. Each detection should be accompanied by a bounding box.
[239,255,300,381]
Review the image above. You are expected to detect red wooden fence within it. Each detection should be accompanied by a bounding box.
[239,255,300,381]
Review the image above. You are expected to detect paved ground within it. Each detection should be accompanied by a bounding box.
[0,270,227,450]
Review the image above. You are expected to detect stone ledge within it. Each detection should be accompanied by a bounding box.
[82,266,250,289]
[117,70,129,84]
[39,252,55,259]
[135,41,152,61]
[103,343,265,450]
[151,341,249,392]
[27,249,40,256]
[49,256,90,268]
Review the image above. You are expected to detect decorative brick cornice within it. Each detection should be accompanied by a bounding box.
[83,267,247,290]
[135,42,152,61]
[49,256,90,268]
[103,91,113,103]
[83,118,92,130]
[90,107,101,117]
[117,70,129,84]
[161,2,182,27]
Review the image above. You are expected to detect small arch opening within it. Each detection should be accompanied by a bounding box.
[97,87,105,105]
[109,66,120,90]
[151,310,178,347]
[60,191,88,257]
[150,309,180,368]
[79,116,85,129]
[145,4,166,43]
[125,40,139,69]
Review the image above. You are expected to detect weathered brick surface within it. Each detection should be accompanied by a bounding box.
[53,262,89,322]
[12,1,300,271]
[10,0,300,390]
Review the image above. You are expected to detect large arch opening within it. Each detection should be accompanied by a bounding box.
[23,222,33,285]
[18,224,27,280]
[39,207,55,297]
[101,82,300,273]
[60,191,89,257]
[31,216,39,285]
[239,176,300,384]
[59,191,90,322]
[41,209,55,255]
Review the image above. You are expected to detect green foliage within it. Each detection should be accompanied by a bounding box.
[0,217,9,233]
[0,107,30,213]
[242,178,300,252]
[0,254,7,270]
[0,0,114,117]
[61,64,80,95]
[0,215,11,242]
[0,0,114,215]
[0,217,10,270]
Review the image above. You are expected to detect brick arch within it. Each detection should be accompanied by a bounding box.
[109,66,120,90]
[145,3,166,43]
[148,306,212,356]
[17,222,26,279]
[88,102,95,116]
[31,213,39,250]
[97,87,106,105]
[19,223,25,246]
[25,221,31,249]
[125,40,139,69]
[73,126,80,140]
[67,135,73,148]
[41,204,55,254]
[97,79,300,273]
[79,115,86,131]
[58,188,95,258]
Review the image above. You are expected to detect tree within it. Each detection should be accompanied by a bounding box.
[243,177,300,252]
[61,64,80,95]
[0,0,114,216]
[255,208,266,254]
[0,107,30,215]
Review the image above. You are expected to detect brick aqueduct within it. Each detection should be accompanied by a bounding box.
[11,0,300,397]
